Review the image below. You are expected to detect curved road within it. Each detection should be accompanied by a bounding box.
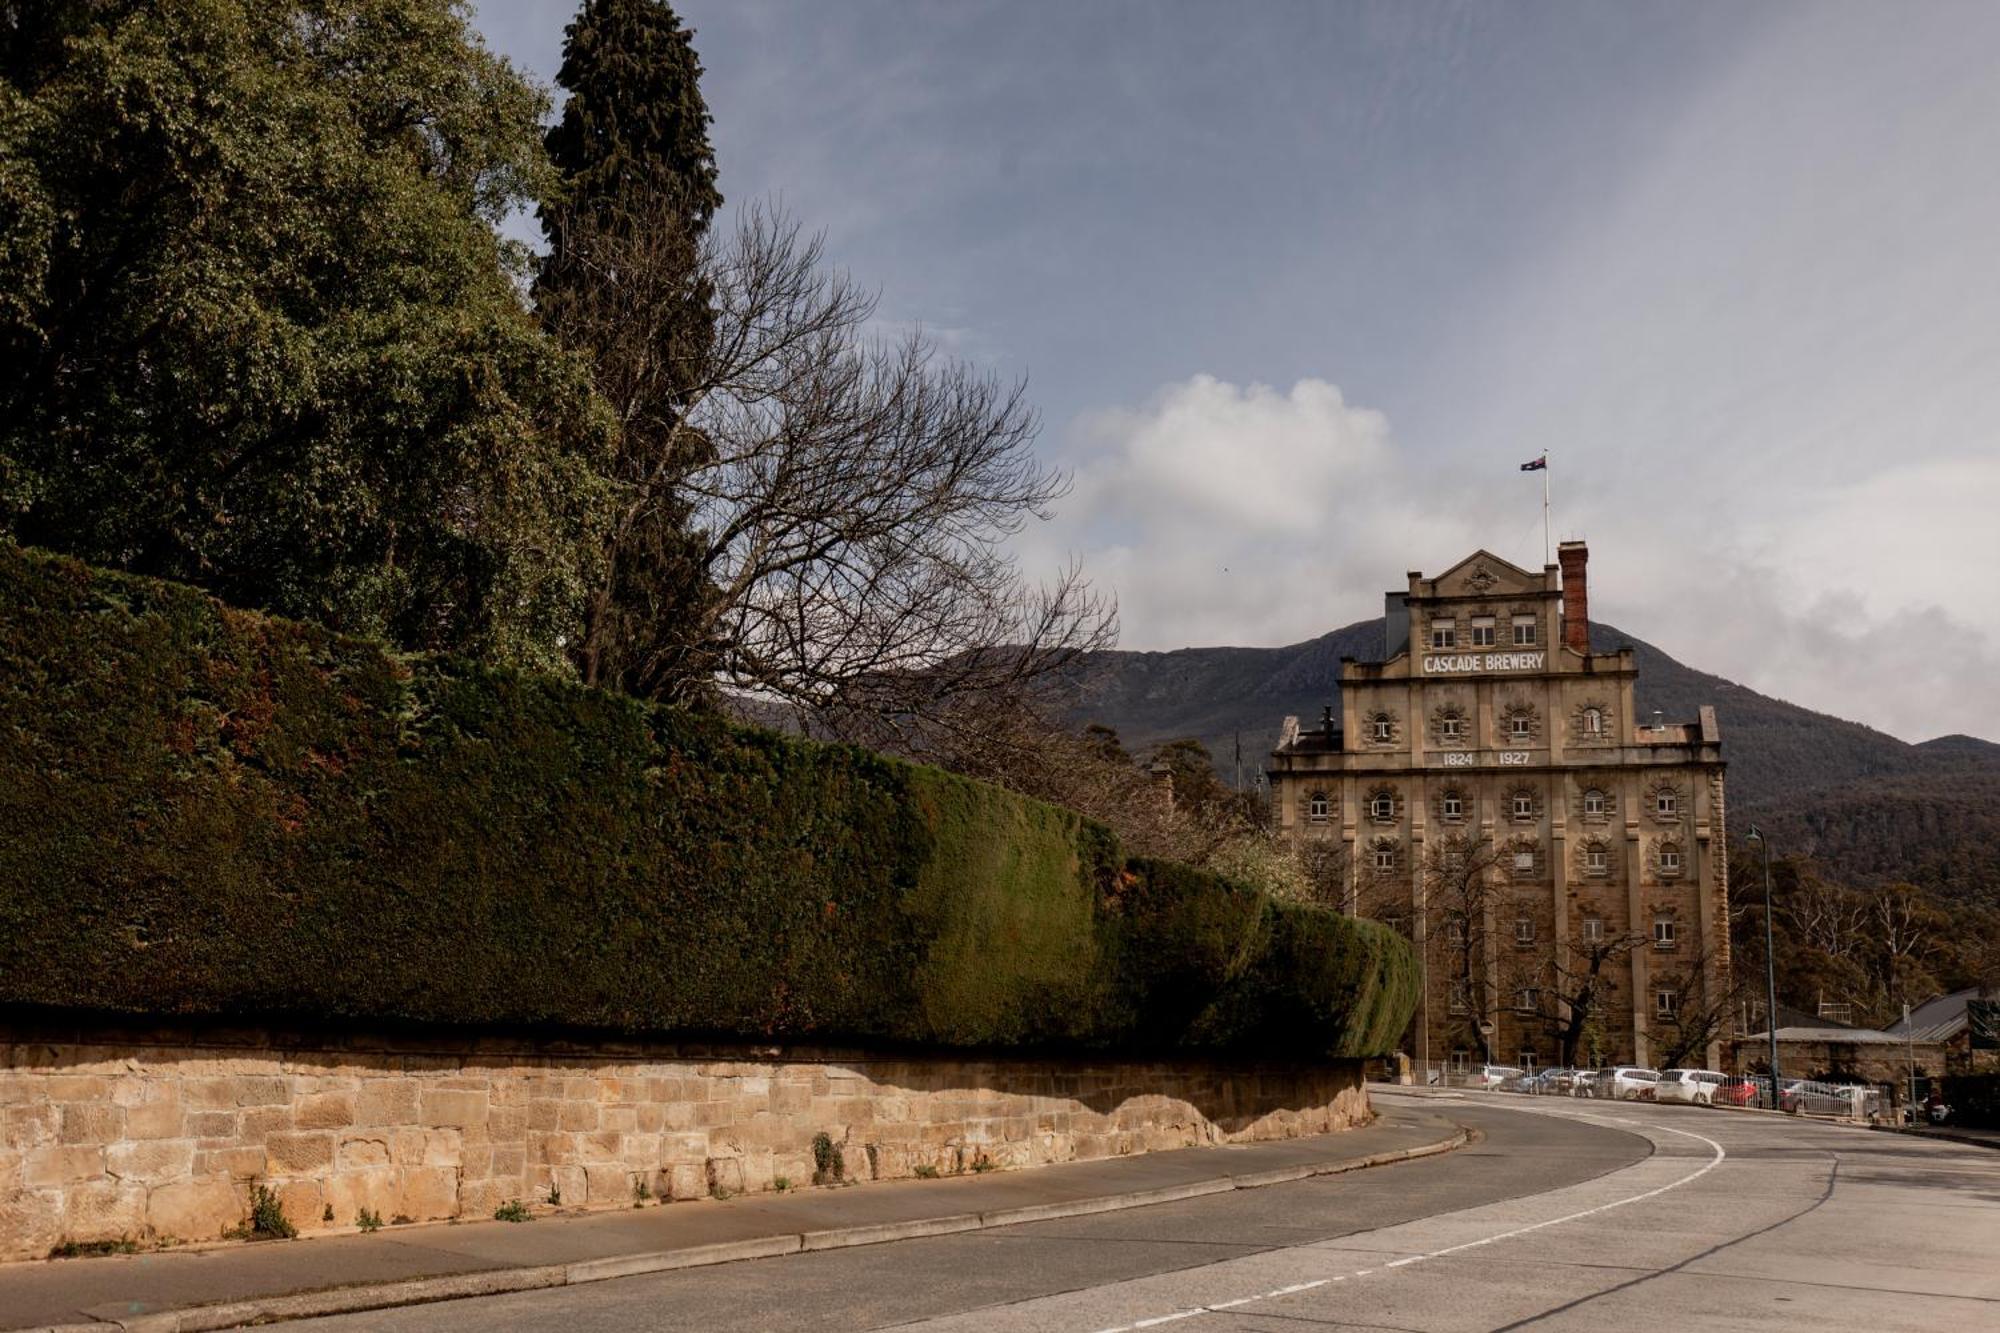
[285,1090,2000,1331]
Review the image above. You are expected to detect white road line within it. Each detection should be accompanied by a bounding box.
[1087,1115,1726,1333]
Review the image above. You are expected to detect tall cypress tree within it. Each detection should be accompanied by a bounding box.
[537,0,724,701]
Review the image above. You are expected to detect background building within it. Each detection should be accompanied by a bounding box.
[1271,543,1729,1072]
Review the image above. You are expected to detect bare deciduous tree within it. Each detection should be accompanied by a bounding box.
[545,189,1117,735]
[1645,933,1741,1070]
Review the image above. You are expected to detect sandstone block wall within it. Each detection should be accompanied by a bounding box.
[0,1023,1368,1259]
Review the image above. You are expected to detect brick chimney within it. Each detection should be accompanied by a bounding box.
[1557,540,1590,654]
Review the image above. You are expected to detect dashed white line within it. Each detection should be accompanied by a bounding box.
[1087,1116,1726,1333]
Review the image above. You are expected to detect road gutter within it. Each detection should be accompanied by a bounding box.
[37,1129,1468,1333]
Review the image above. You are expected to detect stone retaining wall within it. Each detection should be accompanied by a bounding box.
[0,1023,1367,1259]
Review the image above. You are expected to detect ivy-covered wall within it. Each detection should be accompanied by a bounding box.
[0,543,1417,1057]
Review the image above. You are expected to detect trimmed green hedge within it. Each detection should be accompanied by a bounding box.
[0,543,1416,1057]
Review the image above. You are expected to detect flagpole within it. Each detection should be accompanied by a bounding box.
[1542,451,1551,566]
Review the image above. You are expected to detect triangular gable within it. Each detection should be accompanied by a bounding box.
[1432,549,1542,597]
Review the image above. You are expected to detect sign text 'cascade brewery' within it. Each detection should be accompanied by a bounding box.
[1267,543,1728,1075]
[1423,651,1545,674]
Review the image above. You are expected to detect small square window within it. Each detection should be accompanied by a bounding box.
[1431,620,1457,649]
[1373,845,1395,871]
[1586,846,1608,874]
[1656,989,1678,1018]
[1513,987,1537,1012]
[1514,916,1535,945]
[1442,714,1463,738]
[1470,617,1496,647]
[1653,918,1677,949]
[1582,916,1603,942]
[1509,715,1532,740]
[1444,915,1466,946]
[1512,615,1536,646]
[1660,848,1682,876]
[1512,794,1533,820]
[1656,792,1678,817]
[1513,850,1535,872]
[1449,982,1469,1014]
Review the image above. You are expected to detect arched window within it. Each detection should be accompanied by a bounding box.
[1583,788,1607,817]
[1370,792,1395,821]
[1372,841,1396,872]
[1307,790,1329,821]
[1583,707,1603,736]
[1659,842,1683,877]
[1441,789,1464,820]
[1511,791,1535,820]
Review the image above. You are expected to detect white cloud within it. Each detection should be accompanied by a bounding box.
[1023,373,2000,744]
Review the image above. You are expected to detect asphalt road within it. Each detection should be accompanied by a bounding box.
[282,1091,2000,1332]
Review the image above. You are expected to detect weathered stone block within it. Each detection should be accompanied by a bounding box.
[59,1102,123,1145]
[396,1166,459,1221]
[274,1178,323,1232]
[353,1079,419,1126]
[264,1131,335,1173]
[24,1144,103,1188]
[61,1179,148,1242]
[420,1088,488,1129]
[187,1110,238,1137]
[666,1162,706,1200]
[339,1134,391,1168]
[323,1168,396,1224]
[391,1126,462,1167]
[704,1156,743,1195]
[195,1146,267,1179]
[231,1076,291,1107]
[239,1105,294,1143]
[296,1093,354,1131]
[105,1138,193,1185]
[125,1100,185,1140]
[147,1177,241,1243]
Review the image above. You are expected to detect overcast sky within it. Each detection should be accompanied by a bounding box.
[473,0,2000,745]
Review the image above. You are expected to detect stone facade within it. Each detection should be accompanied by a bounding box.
[0,1022,1368,1260]
[1271,543,1729,1071]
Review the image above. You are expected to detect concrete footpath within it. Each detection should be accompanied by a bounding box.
[2,1106,1465,1333]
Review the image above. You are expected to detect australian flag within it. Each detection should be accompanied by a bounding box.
[1520,455,1547,471]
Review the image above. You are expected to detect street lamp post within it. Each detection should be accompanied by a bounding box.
[1747,826,1781,1108]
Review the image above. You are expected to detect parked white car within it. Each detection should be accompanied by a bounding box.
[1655,1068,1729,1106]
[1606,1066,1661,1100]
[1466,1064,1522,1089]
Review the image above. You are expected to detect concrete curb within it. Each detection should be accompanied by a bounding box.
[1869,1124,2000,1152]
[34,1125,1468,1332]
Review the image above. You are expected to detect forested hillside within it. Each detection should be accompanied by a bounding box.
[1049,618,2000,905]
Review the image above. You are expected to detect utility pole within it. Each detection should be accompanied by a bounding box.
[1747,827,1781,1107]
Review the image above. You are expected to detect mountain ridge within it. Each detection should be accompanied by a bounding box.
[1050,617,2000,902]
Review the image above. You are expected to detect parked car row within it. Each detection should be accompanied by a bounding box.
[1454,1065,1885,1118]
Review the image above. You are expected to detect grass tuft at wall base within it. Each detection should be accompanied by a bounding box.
[0,542,1416,1057]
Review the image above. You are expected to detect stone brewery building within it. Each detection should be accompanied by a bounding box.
[1271,543,1729,1072]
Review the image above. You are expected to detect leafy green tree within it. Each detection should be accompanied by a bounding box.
[0,0,611,670]
[536,0,722,698]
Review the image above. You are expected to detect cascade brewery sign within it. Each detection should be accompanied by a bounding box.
[1423,651,1545,674]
